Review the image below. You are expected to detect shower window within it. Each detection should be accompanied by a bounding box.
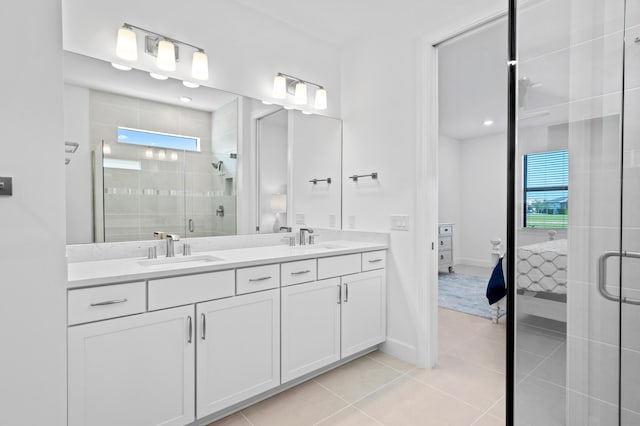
[117,127,201,152]
[523,149,568,229]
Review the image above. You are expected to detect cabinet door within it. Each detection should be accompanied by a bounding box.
[68,306,195,426]
[341,270,386,358]
[281,278,341,382]
[196,289,280,418]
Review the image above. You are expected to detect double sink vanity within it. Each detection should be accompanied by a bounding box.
[66,232,388,426]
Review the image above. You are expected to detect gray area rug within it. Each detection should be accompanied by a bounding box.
[438,272,506,319]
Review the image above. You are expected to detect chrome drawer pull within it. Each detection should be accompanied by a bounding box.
[90,298,128,307]
[291,270,311,275]
[368,259,383,263]
[249,276,272,282]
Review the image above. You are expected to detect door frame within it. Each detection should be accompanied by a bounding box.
[415,8,507,369]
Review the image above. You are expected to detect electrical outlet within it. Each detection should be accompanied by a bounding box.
[391,214,409,231]
[329,214,336,228]
[348,215,356,229]
[296,213,305,225]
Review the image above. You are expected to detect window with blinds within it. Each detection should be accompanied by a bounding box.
[523,150,568,228]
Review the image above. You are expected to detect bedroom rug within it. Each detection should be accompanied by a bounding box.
[438,272,506,320]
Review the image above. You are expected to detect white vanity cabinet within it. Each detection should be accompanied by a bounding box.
[68,305,195,426]
[196,289,280,418]
[281,278,341,382]
[341,269,387,357]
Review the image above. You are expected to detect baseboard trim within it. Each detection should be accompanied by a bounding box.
[379,337,418,366]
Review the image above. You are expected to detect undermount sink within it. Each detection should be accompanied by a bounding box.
[137,254,224,267]
[292,243,345,252]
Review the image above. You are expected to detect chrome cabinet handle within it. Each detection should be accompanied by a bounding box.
[291,270,311,275]
[201,313,206,340]
[368,259,383,263]
[598,251,640,305]
[337,285,342,304]
[90,298,128,307]
[344,284,349,303]
[187,316,192,344]
[249,276,272,282]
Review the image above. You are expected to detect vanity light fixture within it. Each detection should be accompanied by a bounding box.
[149,72,168,80]
[111,63,132,71]
[182,81,200,89]
[115,23,210,81]
[272,73,327,110]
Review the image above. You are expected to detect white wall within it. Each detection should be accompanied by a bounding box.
[0,1,67,424]
[457,132,507,267]
[438,135,462,263]
[65,84,93,244]
[61,0,342,117]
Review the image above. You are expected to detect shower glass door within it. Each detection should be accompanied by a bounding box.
[513,0,639,424]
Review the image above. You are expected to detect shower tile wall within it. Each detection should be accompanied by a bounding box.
[90,90,238,242]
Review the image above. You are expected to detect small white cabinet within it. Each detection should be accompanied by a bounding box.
[281,278,341,382]
[68,306,195,426]
[196,289,280,418]
[341,270,387,358]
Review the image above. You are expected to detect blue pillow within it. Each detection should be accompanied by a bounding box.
[486,257,507,305]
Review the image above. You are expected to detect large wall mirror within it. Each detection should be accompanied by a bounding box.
[63,51,342,244]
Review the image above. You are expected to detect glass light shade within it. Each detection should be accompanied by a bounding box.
[149,72,168,80]
[314,88,327,110]
[192,51,209,81]
[157,40,176,71]
[294,82,307,105]
[273,75,287,99]
[116,26,138,61]
[111,63,132,71]
[270,194,287,212]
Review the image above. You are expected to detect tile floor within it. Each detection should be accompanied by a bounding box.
[209,307,508,426]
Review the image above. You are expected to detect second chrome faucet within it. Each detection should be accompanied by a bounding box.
[153,231,181,257]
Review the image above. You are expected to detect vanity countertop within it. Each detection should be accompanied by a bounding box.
[67,240,388,288]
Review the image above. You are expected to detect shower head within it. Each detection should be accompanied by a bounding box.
[212,161,223,170]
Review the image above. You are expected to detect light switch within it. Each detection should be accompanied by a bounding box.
[391,214,409,231]
[348,215,356,229]
[0,177,12,196]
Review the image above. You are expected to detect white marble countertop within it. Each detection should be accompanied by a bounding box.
[68,240,388,288]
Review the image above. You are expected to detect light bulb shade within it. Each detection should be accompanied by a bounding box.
[294,82,307,105]
[273,75,287,99]
[192,50,209,80]
[157,40,176,71]
[116,26,138,61]
[314,88,327,110]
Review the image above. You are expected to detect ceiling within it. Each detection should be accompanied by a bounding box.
[438,18,508,141]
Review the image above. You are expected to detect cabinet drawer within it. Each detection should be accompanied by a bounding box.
[438,250,452,265]
[237,264,280,295]
[149,270,234,310]
[318,254,361,279]
[439,236,452,250]
[281,259,317,287]
[362,250,386,271]
[68,282,146,325]
[439,224,453,235]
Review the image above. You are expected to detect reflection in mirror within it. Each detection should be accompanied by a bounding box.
[63,51,342,244]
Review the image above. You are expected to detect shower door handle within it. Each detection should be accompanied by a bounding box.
[598,251,640,305]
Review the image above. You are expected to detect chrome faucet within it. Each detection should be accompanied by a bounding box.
[299,227,314,246]
[154,232,180,257]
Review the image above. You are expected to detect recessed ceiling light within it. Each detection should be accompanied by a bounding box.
[149,72,168,80]
[483,119,494,126]
[111,63,132,71]
[262,100,273,105]
[283,106,294,110]
[302,111,312,115]
[182,81,199,88]
[180,96,192,103]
